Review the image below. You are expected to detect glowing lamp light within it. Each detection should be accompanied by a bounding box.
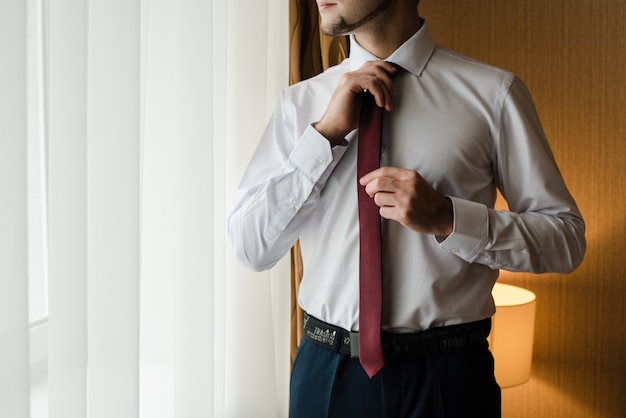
[489,283,537,388]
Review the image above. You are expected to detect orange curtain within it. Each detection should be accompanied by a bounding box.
[288,0,348,365]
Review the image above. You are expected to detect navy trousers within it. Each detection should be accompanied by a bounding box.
[290,338,501,418]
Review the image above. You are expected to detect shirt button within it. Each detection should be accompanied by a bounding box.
[291,197,300,207]
[316,156,326,165]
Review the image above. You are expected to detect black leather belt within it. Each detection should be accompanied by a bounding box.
[302,312,491,360]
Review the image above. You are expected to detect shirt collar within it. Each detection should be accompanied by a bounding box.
[348,20,436,77]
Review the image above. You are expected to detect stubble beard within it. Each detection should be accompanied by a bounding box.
[321,0,393,37]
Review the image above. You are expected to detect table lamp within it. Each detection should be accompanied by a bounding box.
[489,283,537,388]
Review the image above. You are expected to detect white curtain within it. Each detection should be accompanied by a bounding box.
[0,1,29,417]
[2,0,290,417]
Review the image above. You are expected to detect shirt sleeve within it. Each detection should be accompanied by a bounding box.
[227,90,350,271]
[440,77,586,274]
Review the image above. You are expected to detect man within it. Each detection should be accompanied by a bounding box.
[228,0,586,416]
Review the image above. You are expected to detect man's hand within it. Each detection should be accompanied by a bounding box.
[359,167,454,238]
[314,61,397,145]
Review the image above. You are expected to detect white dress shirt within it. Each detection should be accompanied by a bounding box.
[227,22,586,332]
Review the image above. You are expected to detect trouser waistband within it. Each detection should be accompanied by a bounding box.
[302,312,491,360]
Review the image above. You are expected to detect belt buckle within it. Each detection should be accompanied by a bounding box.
[349,332,359,358]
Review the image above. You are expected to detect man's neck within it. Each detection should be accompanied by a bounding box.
[352,11,423,59]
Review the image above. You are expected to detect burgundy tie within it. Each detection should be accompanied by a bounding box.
[356,91,384,378]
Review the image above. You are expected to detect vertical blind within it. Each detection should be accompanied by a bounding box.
[0,1,29,416]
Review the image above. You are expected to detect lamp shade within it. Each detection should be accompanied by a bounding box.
[489,283,537,388]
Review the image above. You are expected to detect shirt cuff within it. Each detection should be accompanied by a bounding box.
[289,124,350,183]
[439,196,490,263]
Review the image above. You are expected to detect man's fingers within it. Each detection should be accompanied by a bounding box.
[360,167,417,186]
[369,66,396,110]
[348,62,396,110]
[367,78,394,111]
[315,61,397,144]
[370,61,397,110]
[363,176,399,199]
[359,167,383,186]
[363,60,398,77]
[373,191,394,207]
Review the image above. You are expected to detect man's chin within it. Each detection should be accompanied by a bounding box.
[320,17,355,37]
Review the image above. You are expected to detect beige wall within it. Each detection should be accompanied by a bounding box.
[421,1,626,416]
